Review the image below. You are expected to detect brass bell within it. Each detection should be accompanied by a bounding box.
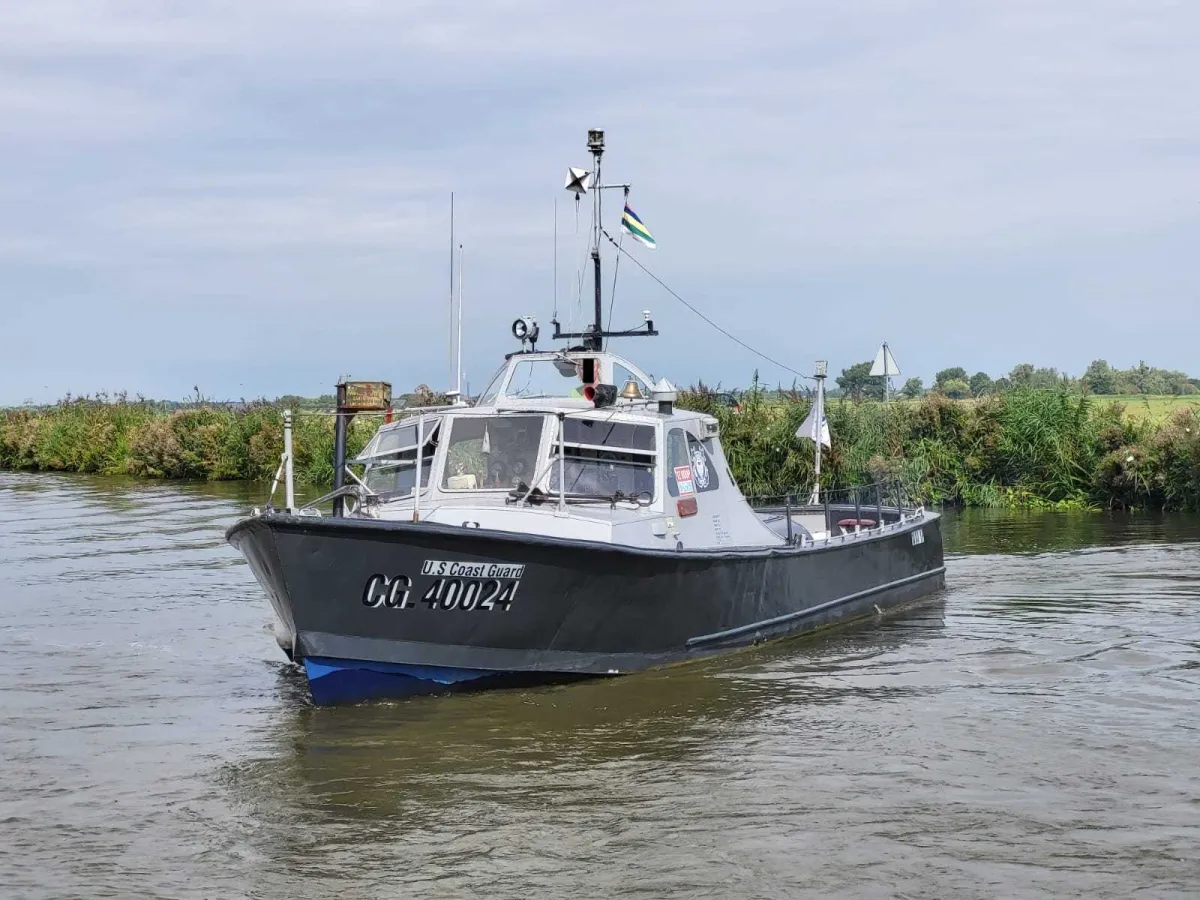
[620,379,644,400]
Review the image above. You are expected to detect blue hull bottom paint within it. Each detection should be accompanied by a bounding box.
[303,656,497,705]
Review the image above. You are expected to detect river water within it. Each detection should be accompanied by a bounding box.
[1,473,1198,899]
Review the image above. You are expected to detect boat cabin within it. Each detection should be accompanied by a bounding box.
[321,348,920,552]
[345,350,787,549]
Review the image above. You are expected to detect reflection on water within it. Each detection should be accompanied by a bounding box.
[233,613,948,815]
[2,472,1199,899]
[942,505,1200,555]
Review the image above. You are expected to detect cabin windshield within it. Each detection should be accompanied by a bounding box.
[359,417,441,498]
[549,418,657,498]
[441,415,545,491]
[475,365,506,406]
[504,358,588,400]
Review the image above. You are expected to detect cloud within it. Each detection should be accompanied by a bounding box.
[0,0,1198,403]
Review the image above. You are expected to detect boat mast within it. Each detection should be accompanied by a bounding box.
[812,361,827,505]
[456,243,464,398]
[589,132,604,350]
[553,128,658,349]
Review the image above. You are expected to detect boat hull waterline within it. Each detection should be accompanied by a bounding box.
[226,512,945,705]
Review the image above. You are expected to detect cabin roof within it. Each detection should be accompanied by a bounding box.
[381,401,712,427]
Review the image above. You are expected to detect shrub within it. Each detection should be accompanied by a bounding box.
[3,388,1199,511]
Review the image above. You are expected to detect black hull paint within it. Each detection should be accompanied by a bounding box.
[226,511,945,702]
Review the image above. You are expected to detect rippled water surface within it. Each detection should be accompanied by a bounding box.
[2,473,1199,899]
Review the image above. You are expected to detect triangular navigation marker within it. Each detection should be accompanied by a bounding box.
[870,342,901,405]
[869,342,901,377]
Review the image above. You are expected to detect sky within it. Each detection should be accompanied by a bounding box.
[1,0,1197,404]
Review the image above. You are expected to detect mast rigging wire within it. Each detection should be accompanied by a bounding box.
[601,229,814,382]
[552,197,557,321]
[571,195,587,332]
[604,227,625,351]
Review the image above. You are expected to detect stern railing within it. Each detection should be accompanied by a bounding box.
[747,478,924,547]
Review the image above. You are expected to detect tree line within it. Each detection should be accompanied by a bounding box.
[834,360,1199,401]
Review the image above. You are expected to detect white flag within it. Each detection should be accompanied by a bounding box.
[795,394,831,448]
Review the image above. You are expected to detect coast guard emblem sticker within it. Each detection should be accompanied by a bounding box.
[690,445,710,490]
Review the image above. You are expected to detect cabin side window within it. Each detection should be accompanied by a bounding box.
[665,428,720,495]
[549,418,656,498]
[357,418,440,498]
[664,428,690,497]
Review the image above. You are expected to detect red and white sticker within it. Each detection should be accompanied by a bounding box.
[674,465,695,496]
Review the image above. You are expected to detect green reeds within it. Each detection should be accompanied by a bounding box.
[1,396,374,487]
[677,385,1200,511]
[4,388,1200,511]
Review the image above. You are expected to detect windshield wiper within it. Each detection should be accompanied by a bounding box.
[506,482,549,506]
[507,482,651,509]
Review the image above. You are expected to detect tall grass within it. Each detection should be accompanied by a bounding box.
[1,396,375,486]
[3,388,1199,511]
[678,386,1200,511]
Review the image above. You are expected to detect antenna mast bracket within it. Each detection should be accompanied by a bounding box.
[550,319,658,349]
[559,128,660,350]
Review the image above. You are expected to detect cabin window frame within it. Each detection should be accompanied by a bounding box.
[664,425,721,496]
[357,416,442,500]
[501,358,593,401]
[474,364,507,406]
[547,415,659,500]
[439,413,549,493]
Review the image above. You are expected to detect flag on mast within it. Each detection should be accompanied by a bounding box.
[621,203,656,249]
[795,391,831,447]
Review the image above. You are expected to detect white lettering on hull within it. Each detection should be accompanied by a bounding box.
[421,560,526,579]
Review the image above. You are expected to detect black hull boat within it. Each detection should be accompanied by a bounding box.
[228,506,943,705]
[226,128,946,705]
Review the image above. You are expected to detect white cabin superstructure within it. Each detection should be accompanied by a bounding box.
[346,349,792,551]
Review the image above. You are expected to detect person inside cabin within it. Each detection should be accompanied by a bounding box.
[569,360,586,397]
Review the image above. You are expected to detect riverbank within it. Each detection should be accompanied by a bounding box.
[3,389,1198,510]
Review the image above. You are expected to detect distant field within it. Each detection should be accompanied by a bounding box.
[1090,394,1200,423]
[813,393,1200,424]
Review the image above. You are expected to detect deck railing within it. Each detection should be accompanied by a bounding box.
[746,478,922,546]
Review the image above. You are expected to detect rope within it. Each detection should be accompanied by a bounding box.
[552,197,558,322]
[601,230,815,382]
[571,195,587,331]
[604,227,625,351]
